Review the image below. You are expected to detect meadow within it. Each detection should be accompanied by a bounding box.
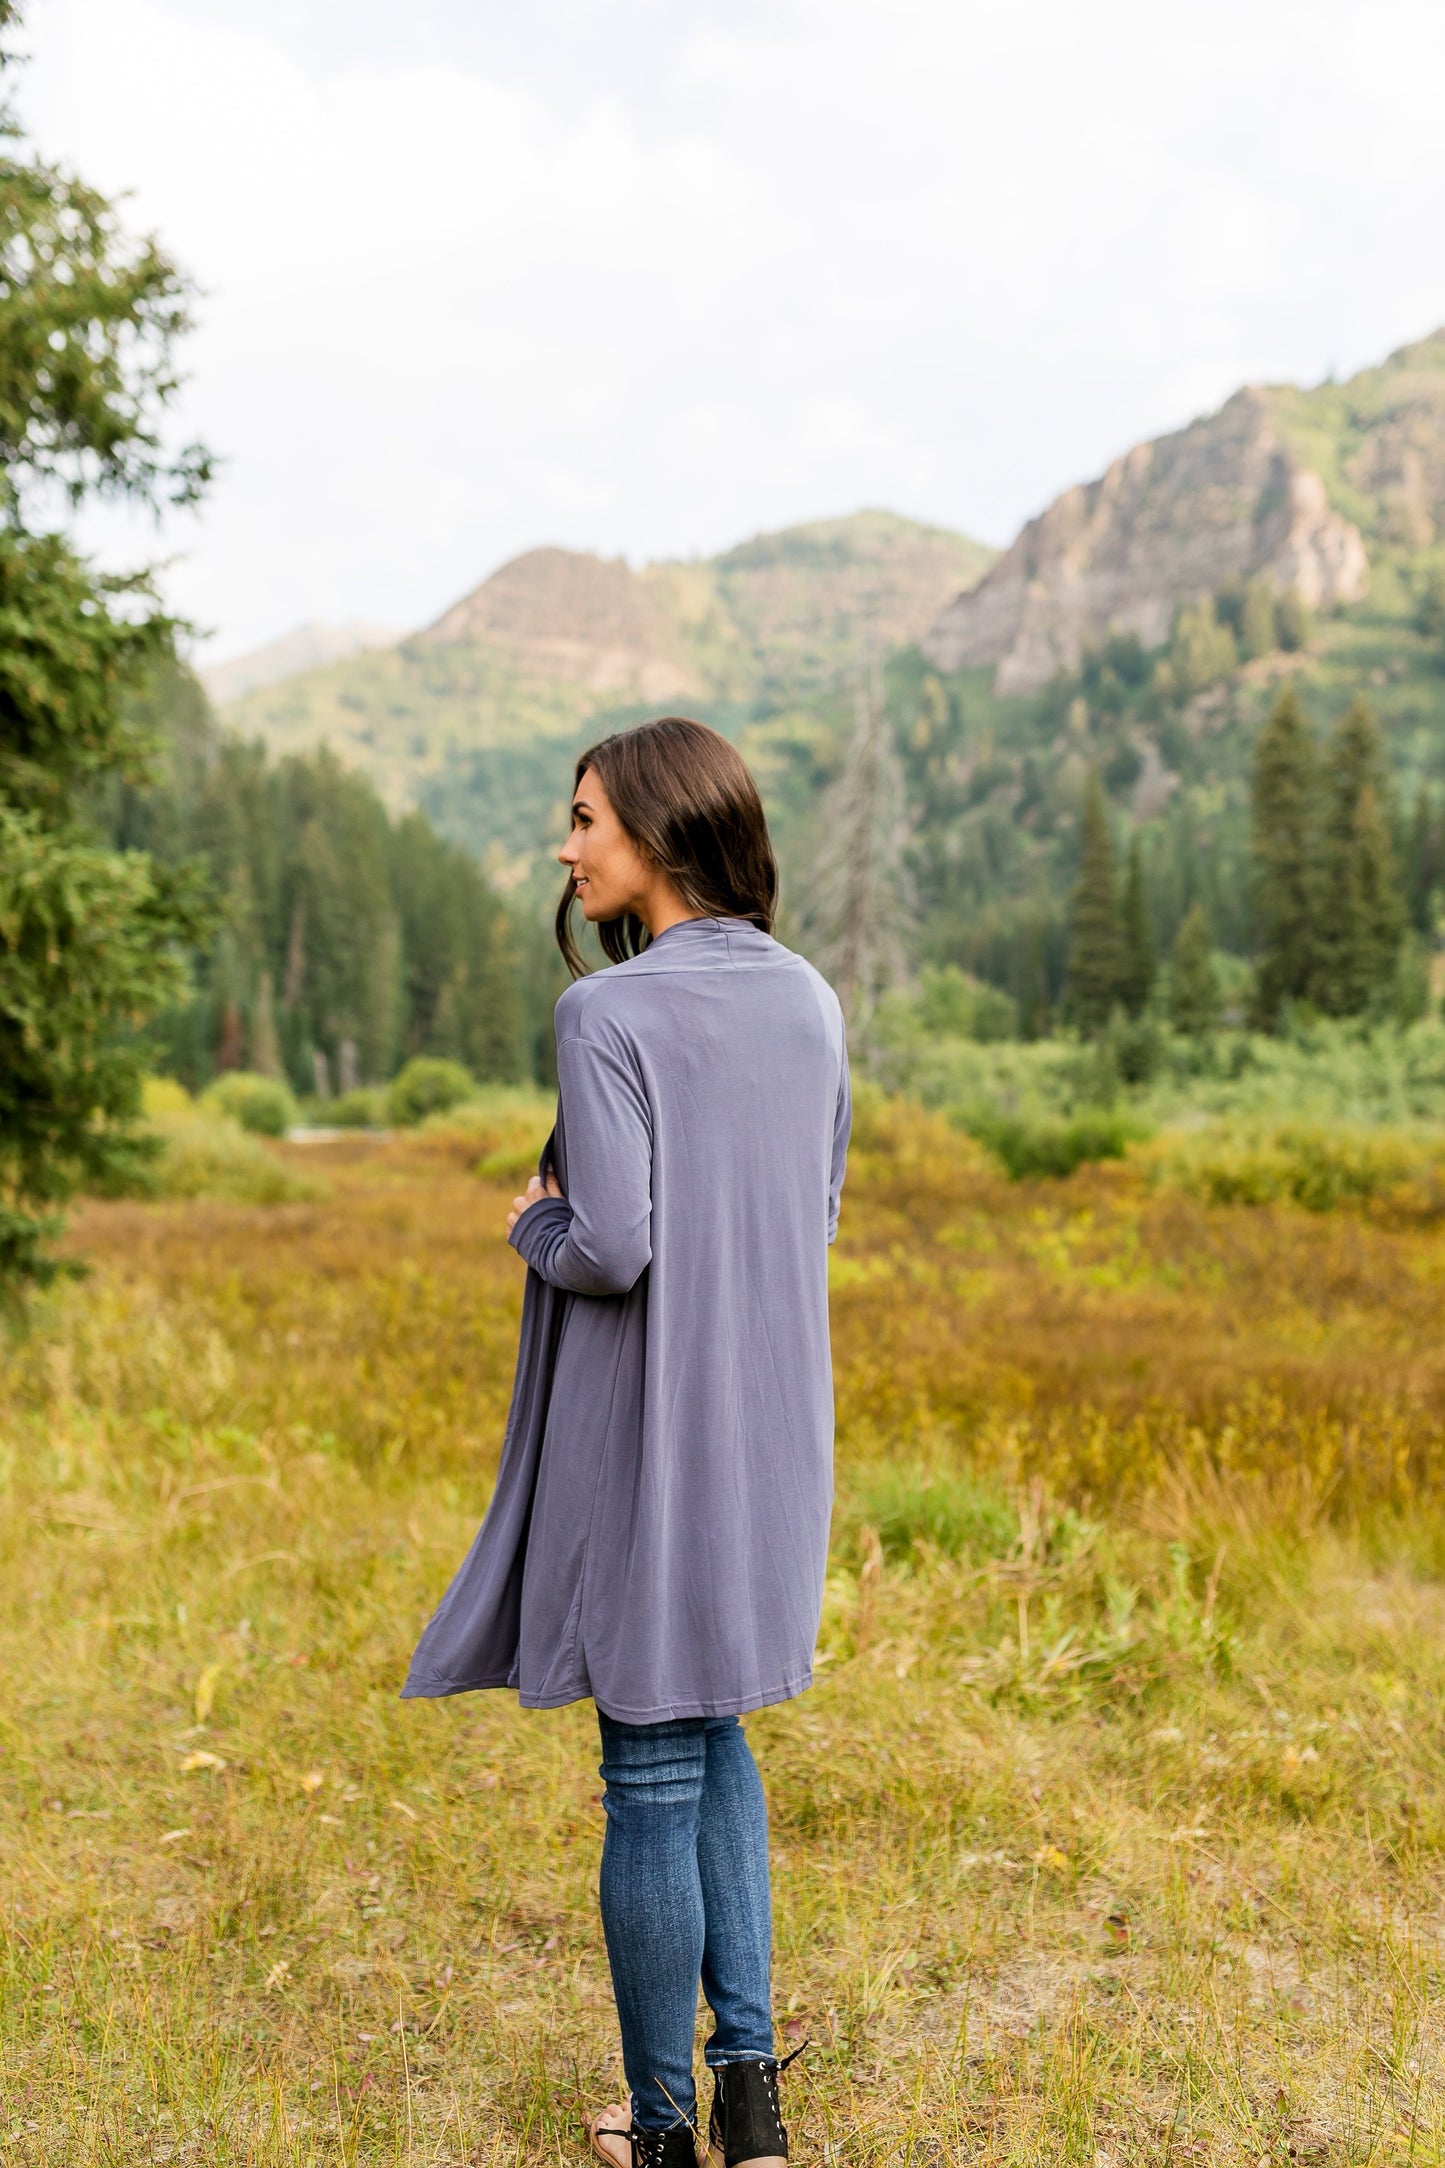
[4,1090,1445,2165]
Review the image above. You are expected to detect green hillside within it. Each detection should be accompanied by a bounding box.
[218,510,994,885]
[1267,327,1445,550]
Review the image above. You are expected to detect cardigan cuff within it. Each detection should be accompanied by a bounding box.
[509,1194,574,1269]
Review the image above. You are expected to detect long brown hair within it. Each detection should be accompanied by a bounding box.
[555,716,778,977]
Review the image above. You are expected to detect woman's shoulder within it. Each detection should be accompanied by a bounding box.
[556,934,842,1045]
[554,967,655,1049]
[554,972,617,1042]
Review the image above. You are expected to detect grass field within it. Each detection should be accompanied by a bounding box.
[4,1094,1445,2164]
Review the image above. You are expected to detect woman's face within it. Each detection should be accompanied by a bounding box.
[558,767,652,923]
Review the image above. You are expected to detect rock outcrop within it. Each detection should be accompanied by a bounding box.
[923,387,1369,694]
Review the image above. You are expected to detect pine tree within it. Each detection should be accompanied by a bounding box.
[1405,785,1439,936]
[1168,905,1221,1035]
[470,916,528,1081]
[1066,771,1127,1034]
[1311,696,1407,1016]
[1016,915,1051,1041]
[249,970,282,1078]
[1167,596,1238,697]
[1240,576,1279,662]
[1275,589,1314,653]
[0,5,216,1302]
[1249,684,1317,1028]
[1119,834,1155,1015]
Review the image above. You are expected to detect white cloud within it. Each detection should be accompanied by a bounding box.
[18,0,1445,656]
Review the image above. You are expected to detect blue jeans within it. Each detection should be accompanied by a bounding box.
[597,1713,775,2132]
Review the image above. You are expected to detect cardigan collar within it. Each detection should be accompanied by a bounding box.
[624,915,778,970]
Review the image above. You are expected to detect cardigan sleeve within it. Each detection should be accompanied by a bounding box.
[827,1042,852,1245]
[509,1030,652,1297]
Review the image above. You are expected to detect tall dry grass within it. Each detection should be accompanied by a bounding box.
[3,1094,1445,2162]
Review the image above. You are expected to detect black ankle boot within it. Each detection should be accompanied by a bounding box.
[707,2045,805,2165]
[589,2117,696,2168]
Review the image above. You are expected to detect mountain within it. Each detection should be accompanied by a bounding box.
[890,330,1445,1006]
[922,331,1445,694]
[203,334,1445,1013]
[921,394,1367,695]
[216,510,995,874]
[420,547,710,703]
[199,620,399,706]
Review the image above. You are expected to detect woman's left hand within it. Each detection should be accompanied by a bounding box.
[507,1167,564,1235]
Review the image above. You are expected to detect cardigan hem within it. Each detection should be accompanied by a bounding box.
[519,1668,816,1722]
[399,1669,515,1699]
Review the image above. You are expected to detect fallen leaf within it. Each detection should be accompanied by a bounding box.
[264,1959,289,1989]
[300,1769,324,1793]
[158,1828,191,1846]
[180,1750,226,1774]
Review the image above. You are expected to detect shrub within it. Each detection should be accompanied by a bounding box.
[141,1075,193,1118]
[1144,1121,1445,1214]
[147,1109,323,1204]
[844,1081,986,1177]
[1111,1012,1164,1085]
[325,1088,389,1129]
[201,1071,298,1137]
[905,965,1019,1044]
[412,1085,556,1179]
[387,1057,476,1127]
[967,1105,1147,1180]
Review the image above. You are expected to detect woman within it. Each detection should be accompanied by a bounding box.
[404,717,850,2168]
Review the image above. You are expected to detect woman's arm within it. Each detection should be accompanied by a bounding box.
[827,1046,852,1245]
[507,1030,652,1297]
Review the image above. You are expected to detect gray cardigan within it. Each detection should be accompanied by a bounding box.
[402,915,850,1722]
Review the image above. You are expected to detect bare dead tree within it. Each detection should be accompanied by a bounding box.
[802,648,911,1033]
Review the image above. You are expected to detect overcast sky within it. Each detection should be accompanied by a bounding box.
[20,0,1445,661]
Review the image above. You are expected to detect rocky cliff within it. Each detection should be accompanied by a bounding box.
[923,384,1371,694]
